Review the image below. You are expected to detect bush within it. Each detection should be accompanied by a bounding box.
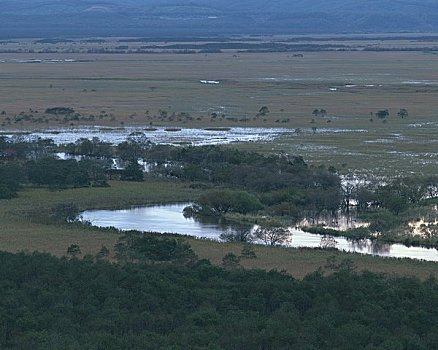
[45,107,75,115]
[121,162,144,182]
[115,233,197,263]
[66,244,81,257]
[26,158,89,188]
[222,252,240,268]
[50,202,80,223]
[0,164,23,199]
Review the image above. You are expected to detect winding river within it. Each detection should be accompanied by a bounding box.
[81,203,438,262]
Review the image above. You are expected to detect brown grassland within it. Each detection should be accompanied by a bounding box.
[1,50,438,126]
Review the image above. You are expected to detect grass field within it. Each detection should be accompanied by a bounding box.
[0,180,437,280]
[0,180,199,256]
[1,50,438,126]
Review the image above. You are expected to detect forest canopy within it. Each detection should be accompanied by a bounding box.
[0,250,437,349]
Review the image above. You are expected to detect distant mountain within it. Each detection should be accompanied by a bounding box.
[1,0,438,38]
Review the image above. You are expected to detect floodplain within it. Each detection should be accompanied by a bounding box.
[1,36,437,177]
[0,35,437,275]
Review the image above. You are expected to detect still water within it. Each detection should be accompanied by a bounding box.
[81,204,438,262]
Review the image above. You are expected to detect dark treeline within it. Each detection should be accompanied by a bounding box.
[140,42,348,52]
[0,137,109,197]
[0,137,342,221]
[0,249,437,350]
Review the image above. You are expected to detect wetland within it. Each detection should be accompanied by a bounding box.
[82,203,438,262]
[1,34,438,349]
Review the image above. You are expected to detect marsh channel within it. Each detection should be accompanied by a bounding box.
[82,203,438,262]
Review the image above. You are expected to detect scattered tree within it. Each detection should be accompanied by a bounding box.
[376,109,389,119]
[397,108,408,119]
[67,244,81,257]
[121,162,144,182]
[253,225,291,246]
[258,106,270,116]
[312,109,327,117]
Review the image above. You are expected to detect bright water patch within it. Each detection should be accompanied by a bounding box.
[81,204,438,262]
[3,126,369,146]
[9,127,287,146]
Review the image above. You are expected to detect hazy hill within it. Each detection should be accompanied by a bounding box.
[1,0,438,38]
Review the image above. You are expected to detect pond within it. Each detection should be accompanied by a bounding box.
[81,203,438,262]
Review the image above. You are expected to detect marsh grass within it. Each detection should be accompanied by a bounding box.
[0,180,199,256]
[188,239,438,280]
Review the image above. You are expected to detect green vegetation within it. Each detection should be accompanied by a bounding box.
[115,233,197,264]
[0,250,437,349]
[0,163,23,199]
[0,37,437,349]
[187,190,263,217]
[148,145,340,223]
[1,138,437,248]
[0,174,437,280]
[45,107,75,115]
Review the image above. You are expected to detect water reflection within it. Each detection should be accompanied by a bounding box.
[81,203,438,262]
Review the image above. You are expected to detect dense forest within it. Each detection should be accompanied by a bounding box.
[0,245,437,349]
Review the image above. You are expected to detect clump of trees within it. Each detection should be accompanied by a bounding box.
[0,163,23,199]
[397,108,409,118]
[253,224,291,246]
[115,233,197,264]
[158,146,341,223]
[372,108,409,120]
[120,162,144,181]
[186,189,262,217]
[64,137,112,158]
[45,106,75,115]
[333,175,438,247]
[26,158,108,188]
[312,108,327,117]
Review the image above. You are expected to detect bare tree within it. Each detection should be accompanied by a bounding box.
[397,108,408,119]
[253,225,291,246]
[320,235,338,249]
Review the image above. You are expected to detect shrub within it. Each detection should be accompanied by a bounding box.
[115,233,197,263]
